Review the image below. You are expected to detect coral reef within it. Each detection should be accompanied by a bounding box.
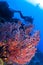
[0,1,40,65]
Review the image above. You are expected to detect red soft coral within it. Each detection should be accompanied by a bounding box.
[0,22,40,65]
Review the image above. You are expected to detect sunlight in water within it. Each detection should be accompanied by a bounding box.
[26,0,43,9]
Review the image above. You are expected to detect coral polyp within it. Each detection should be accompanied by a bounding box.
[0,1,40,65]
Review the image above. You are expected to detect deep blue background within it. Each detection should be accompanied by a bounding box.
[2,0,43,53]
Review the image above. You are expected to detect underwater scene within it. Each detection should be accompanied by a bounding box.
[0,0,43,65]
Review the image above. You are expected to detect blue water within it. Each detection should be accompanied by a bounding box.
[5,0,43,53]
